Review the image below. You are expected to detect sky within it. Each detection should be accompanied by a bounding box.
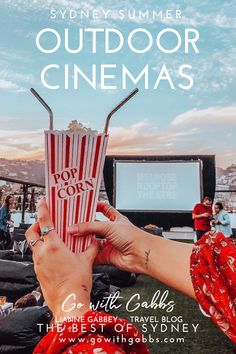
[0,0,236,167]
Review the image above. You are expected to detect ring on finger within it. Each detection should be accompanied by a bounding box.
[28,237,44,248]
[40,226,55,237]
[104,206,113,216]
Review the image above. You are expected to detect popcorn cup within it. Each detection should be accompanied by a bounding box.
[44,130,108,252]
[31,87,139,253]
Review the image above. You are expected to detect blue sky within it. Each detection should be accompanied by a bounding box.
[0,0,236,167]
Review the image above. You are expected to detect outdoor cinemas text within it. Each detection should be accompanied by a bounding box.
[52,167,95,199]
[36,28,199,54]
[36,27,199,90]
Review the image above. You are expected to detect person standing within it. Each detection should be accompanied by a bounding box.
[192,196,213,241]
[0,195,14,248]
[212,201,232,237]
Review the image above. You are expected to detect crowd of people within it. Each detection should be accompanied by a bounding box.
[192,196,232,240]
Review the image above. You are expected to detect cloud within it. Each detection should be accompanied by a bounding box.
[0,109,235,168]
[108,120,197,154]
[0,67,35,85]
[150,44,236,99]
[3,0,236,28]
[0,129,44,156]
[0,50,37,93]
[171,105,236,128]
[0,119,197,160]
[0,49,33,64]
[1,0,236,168]
[0,79,27,92]
[2,0,236,97]
[0,79,19,90]
[0,116,49,131]
[105,105,236,168]
[160,8,236,28]
[0,149,44,160]
[0,63,34,92]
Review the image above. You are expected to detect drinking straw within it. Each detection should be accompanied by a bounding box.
[104,88,139,134]
[30,88,54,130]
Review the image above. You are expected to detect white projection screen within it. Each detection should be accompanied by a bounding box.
[114,161,203,212]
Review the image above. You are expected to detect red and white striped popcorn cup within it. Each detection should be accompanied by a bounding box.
[44,130,108,253]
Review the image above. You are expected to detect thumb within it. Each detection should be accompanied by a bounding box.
[82,237,100,263]
[37,197,56,239]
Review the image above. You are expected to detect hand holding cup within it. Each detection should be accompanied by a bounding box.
[25,198,99,320]
[68,201,154,275]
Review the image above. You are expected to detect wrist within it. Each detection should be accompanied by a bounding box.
[134,229,158,275]
[52,291,90,322]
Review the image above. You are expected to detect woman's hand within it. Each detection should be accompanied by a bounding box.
[69,202,196,299]
[69,202,155,275]
[25,198,99,321]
